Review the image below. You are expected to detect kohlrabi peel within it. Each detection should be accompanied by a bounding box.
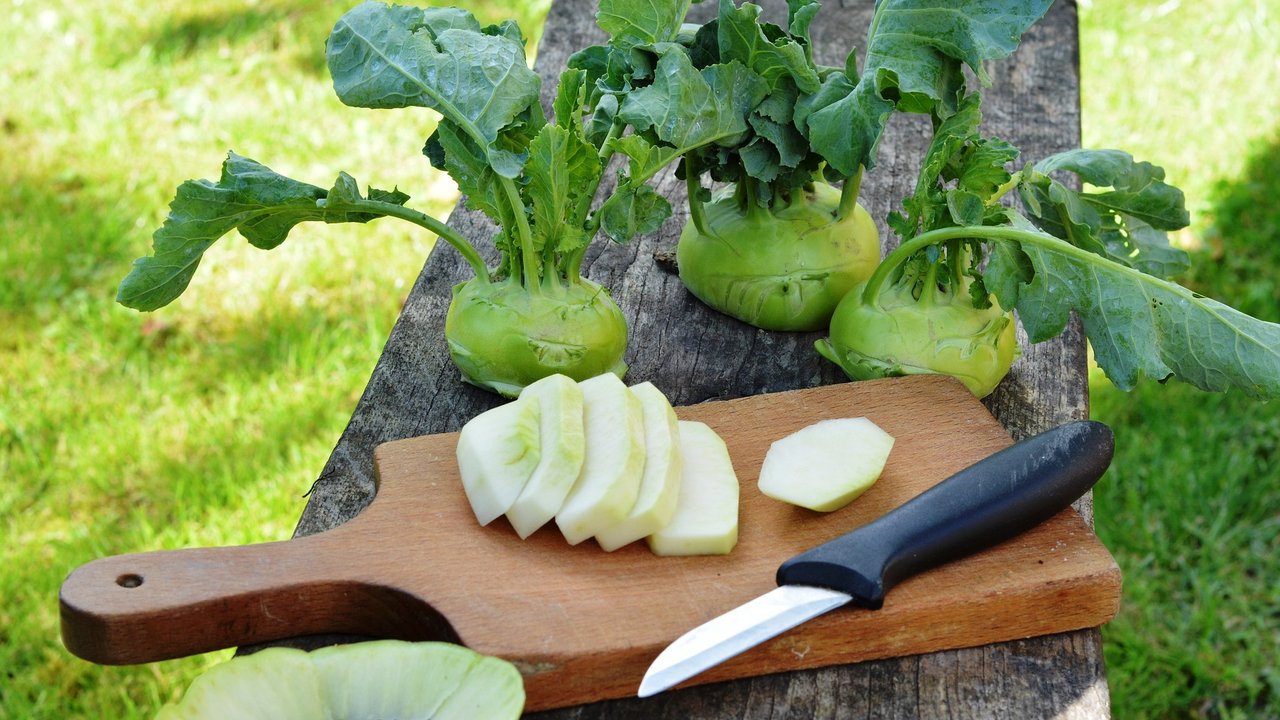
[648,421,740,557]
[506,374,586,539]
[555,373,646,545]
[155,641,524,720]
[457,395,541,526]
[758,418,895,512]
[595,381,683,551]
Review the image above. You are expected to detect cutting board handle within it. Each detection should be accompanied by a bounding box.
[59,529,458,665]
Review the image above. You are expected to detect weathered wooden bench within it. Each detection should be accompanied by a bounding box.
[292,0,1109,716]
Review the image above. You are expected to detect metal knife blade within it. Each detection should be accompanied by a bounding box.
[637,420,1115,698]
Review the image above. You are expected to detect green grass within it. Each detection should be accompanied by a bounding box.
[0,0,546,717]
[2,0,1276,718]
[1080,0,1280,717]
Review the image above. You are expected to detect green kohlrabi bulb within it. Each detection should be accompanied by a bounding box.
[445,277,629,398]
[816,273,1020,398]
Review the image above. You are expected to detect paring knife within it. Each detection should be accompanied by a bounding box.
[638,419,1115,698]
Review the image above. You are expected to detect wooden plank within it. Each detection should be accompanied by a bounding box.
[287,0,1106,717]
[60,377,1118,712]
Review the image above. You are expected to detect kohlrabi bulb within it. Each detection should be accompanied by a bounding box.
[677,182,880,331]
[445,277,628,398]
[816,274,1020,398]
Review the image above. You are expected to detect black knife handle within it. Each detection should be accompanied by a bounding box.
[775,420,1114,609]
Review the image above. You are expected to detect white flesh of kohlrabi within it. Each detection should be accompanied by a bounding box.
[647,420,740,557]
[595,382,683,551]
[505,374,586,539]
[757,417,895,512]
[555,373,645,545]
[456,394,541,526]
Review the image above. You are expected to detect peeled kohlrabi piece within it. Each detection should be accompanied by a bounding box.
[505,374,586,539]
[647,421,739,557]
[155,641,525,720]
[757,417,895,512]
[595,382,682,551]
[555,373,645,545]
[457,395,541,526]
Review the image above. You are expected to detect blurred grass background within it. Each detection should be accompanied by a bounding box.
[0,0,1275,717]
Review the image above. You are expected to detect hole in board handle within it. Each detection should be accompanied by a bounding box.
[116,574,144,589]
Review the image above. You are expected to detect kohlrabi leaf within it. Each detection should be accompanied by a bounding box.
[599,182,671,244]
[595,0,690,50]
[985,225,1280,397]
[524,123,602,257]
[716,0,820,94]
[1018,149,1191,278]
[327,1,540,178]
[117,153,410,311]
[806,0,1052,176]
[427,122,509,228]
[595,136,673,243]
[619,52,768,156]
[786,0,821,46]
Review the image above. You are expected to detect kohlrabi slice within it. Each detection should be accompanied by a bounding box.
[757,418,895,512]
[595,382,683,551]
[430,650,529,719]
[555,373,645,545]
[155,647,325,720]
[506,374,586,539]
[311,640,475,718]
[648,421,740,556]
[155,641,525,720]
[457,395,541,526]
[313,641,524,720]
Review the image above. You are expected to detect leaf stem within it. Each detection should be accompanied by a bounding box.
[837,165,864,221]
[354,199,490,281]
[684,155,711,237]
[862,224,1102,305]
[498,178,541,292]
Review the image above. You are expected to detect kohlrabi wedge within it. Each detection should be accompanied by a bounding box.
[595,381,682,551]
[757,418,895,512]
[457,395,541,526]
[506,374,586,539]
[555,373,645,545]
[648,421,739,557]
[155,641,524,720]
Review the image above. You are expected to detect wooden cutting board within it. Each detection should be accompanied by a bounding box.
[60,375,1121,711]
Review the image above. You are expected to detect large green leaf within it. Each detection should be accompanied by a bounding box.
[595,0,690,49]
[117,153,409,311]
[985,226,1280,397]
[524,123,602,258]
[1019,149,1191,278]
[806,0,1052,176]
[326,1,540,177]
[618,51,767,160]
[716,0,820,94]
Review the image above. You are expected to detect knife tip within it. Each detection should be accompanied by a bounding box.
[636,674,667,698]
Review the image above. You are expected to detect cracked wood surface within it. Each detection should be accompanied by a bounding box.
[291,0,1108,717]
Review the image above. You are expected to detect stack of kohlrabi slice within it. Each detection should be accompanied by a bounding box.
[456,373,740,556]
